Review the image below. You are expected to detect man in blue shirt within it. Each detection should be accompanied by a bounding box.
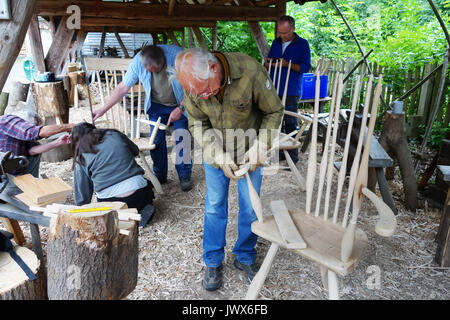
[93,45,193,192]
[265,15,311,164]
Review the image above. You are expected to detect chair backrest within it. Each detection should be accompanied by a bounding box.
[84,57,145,139]
[298,70,387,261]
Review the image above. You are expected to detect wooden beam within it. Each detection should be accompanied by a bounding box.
[84,58,131,72]
[27,15,46,73]
[0,0,38,93]
[168,0,176,16]
[248,22,270,59]
[35,1,281,21]
[167,31,182,47]
[187,27,195,48]
[192,27,209,51]
[114,28,130,58]
[83,26,183,34]
[212,23,218,51]
[44,16,76,74]
[99,27,106,58]
[80,18,216,29]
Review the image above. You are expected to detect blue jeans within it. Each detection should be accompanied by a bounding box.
[202,163,263,267]
[147,102,192,181]
[281,103,299,163]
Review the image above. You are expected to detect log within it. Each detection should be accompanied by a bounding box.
[31,81,70,124]
[46,202,138,300]
[0,246,47,300]
[0,0,38,93]
[7,80,30,108]
[378,111,418,210]
[0,92,9,115]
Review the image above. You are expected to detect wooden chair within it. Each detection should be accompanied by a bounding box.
[84,58,163,194]
[244,72,397,300]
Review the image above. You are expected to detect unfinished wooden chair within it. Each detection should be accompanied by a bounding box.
[244,72,397,300]
[84,58,163,194]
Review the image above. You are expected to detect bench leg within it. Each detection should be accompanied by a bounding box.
[375,167,398,215]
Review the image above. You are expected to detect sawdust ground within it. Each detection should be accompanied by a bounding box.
[2,93,449,300]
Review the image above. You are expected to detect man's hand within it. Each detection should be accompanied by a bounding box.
[279,58,289,68]
[56,134,72,146]
[247,139,268,172]
[93,107,106,121]
[216,151,240,181]
[167,107,183,126]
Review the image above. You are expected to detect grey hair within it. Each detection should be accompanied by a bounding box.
[139,45,165,68]
[6,106,42,126]
[278,15,295,29]
[173,48,218,92]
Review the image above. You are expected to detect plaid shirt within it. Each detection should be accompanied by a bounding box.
[0,115,41,157]
[184,52,284,168]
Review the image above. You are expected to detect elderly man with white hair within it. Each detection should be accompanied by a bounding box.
[174,48,284,291]
[0,108,74,177]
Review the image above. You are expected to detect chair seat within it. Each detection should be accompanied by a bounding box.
[251,209,368,276]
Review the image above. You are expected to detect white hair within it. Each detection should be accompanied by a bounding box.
[173,48,218,92]
[6,105,42,126]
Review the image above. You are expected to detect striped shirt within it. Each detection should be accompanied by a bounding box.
[0,115,41,157]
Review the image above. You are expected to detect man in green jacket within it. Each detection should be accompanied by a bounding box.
[174,48,284,291]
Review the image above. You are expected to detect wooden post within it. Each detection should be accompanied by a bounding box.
[45,16,76,74]
[212,23,218,51]
[46,203,138,300]
[0,0,38,93]
[27,15,46,74]
[248,22,270,60]
[379,111,418,210]
[31,80,69,124]
[114,28,130,58]
[99,27,106,58]
[0,246,47,300]
[192,27,208,51]
[187,28,195,48]
[435,166,450,267]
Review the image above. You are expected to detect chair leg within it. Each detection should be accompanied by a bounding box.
[283,150,306,191]
[327,270,339,300]
[139,151,163,194]
[245,243,279,300]
[319,265,328,290]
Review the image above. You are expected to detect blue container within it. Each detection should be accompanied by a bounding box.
[301,73,328,100]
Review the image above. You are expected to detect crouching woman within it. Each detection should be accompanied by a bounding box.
[72,122,155,227]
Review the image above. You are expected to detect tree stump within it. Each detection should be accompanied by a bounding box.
[378,111,418,210]
[46,202,138,300]
[0,246,47,300]
[31,80,70,124]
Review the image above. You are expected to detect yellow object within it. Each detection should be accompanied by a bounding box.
[69,207,112,213]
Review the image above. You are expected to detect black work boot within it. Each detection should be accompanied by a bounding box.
[202,265,223,291]
[180,178,192,192]
[138,204,155,228]
[233,259,259,282]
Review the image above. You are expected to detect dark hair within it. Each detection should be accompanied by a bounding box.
[278,15,295,29]
[140,45,165,68]
[71,122,119,169]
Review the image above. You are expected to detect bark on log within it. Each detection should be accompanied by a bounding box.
[31,80,69,124]
[7,80,30,108]
[46,202,138,300]
[0,246,47,300]
[379,111,418,210]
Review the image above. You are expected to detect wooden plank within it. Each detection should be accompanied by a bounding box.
[84,57,132,71]
[417,63,433,117]
[270,200,307,249]
[13,174,72,205]
[81,18,215,29]
[45,16,76,74]
[0,0,38,92]
[35,1,282,21]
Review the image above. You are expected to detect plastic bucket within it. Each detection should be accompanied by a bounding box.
[301,73,328,100]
